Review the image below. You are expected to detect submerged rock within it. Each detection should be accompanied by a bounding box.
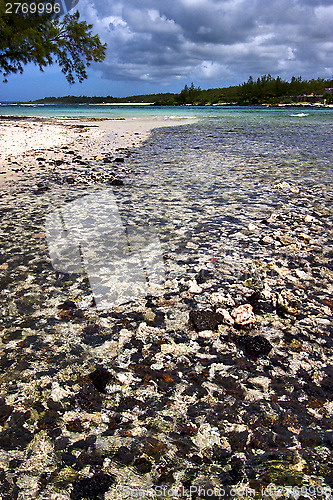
[189,309,223,331]
[238,334,272,357]
[70,472,114,500]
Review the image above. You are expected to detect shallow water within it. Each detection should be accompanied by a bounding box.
[108,109,333,276]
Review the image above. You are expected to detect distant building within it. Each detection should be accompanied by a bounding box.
[294,94,324,103]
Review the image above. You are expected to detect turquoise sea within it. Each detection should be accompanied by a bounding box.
[0,102,332,123]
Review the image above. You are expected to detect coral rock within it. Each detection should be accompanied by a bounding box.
[231,304,255,326]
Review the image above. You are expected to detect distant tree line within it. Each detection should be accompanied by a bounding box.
[28,75,333,105]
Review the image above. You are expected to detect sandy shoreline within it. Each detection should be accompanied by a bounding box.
[0,115,189,186]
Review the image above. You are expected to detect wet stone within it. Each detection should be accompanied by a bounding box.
[88,367,112,393]
[133,456,152,474]
[76,383,103,412]
[0,398,13,423]
[196,268,214,284]
[114,446,135,466]
[189,309,223,331]
[238,334,273,357]
[70,472,114,500]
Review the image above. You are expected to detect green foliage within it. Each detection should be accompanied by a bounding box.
[28,75,333,105]
[236,74,333,105]
[176,82,202,104]
[0,0,106,83]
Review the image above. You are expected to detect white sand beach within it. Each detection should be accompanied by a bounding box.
[0,115,189,185]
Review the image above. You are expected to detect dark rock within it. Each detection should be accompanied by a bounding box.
[116,396,144,412]
[47,399,63,411]
[299,429,322,447]
[324,430,333,447]
[214,374,245,398]
[183,385,208,398]
[82,335,105,347]
[229,456,245,482]
[76,450,105,468]
[57,299,77,310]
[76,383,103,412]
[239,334,272,357]
[144,437,165,459]
[114,446,135,466]
[157,470,175,484]
[48,427,62,438]
[83,323,100,335]
[71,435,96,450]
[178,422,198,437]
[108,177,124,186]
[189,309,223,331]
[0,398,13,423]
[146,310,165,327]
[171,435,195,455]
[88,367,112,393]
[212,445,231,465]
[248,291,275,314]
[0,468,19,500]
[133,457,152,474]
[64,176,75,184]
[66,419,84,433]
[34,182,50,194]
[61,452,77,467]
[196,269,213,284]
[58,308,84,320]
[0,425,33,451]
[37,409,59,430]
[54,436,71,451]
[70,472,114,500]
[113,157,125,163]
[229,429,249,451]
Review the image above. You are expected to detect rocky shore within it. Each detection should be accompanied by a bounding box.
[0,118,332,499]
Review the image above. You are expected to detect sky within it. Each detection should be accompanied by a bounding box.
[1,0,333,101]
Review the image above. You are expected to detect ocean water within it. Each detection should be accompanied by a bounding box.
[95,106,333,272]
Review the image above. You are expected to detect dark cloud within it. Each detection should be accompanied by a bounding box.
[78,0,333,86]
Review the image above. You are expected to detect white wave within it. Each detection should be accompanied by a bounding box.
[163,115,195,120]
[290,112,309,117]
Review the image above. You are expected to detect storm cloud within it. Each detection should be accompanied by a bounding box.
[79,0,333,87]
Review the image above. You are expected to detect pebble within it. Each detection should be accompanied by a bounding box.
[231,304,256,326]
